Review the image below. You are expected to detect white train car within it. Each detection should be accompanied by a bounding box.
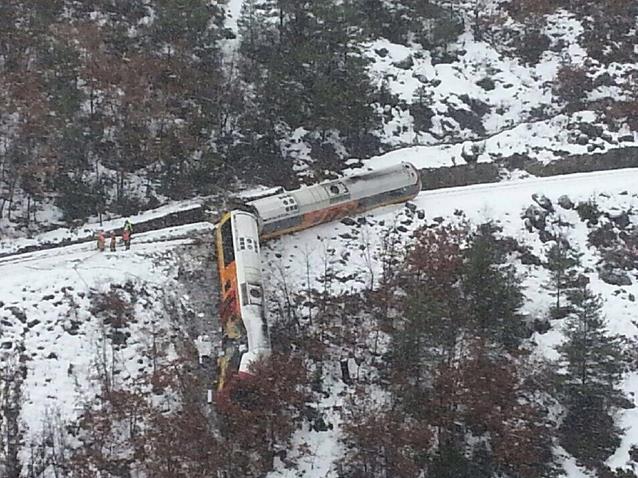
[214,210,271,398]
[247,162,421,240]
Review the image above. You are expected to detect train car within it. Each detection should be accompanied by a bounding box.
[214,210,271,399]
[246,162,421,240]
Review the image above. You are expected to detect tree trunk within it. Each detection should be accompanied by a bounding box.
[25,195,31,226]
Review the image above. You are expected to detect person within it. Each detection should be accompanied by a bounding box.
[97,231,105,252]
[122,227,131,250]
[123,219,133,235]
[109,232,117,252]
[122,219,133,250]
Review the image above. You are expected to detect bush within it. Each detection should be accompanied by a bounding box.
[554,65,593,111]
[515,29,551,65]
[576,199,602,225]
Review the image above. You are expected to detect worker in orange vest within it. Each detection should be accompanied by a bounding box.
[97,231,105,252]
[122,227,131,250]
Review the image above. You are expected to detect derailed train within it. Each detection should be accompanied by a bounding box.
[214,162,421,401]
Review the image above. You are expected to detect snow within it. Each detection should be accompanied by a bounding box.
[0,200,203,256]
[611,373,638,470]
[261,167,638,477]
[358,8,638,158]
[3,164,638,477]
[0,222,213,449]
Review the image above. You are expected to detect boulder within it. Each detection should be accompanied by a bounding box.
[557,195,574,209]
[393,55,414,70]
[522,205,548,230]
[576,134,589,145]
[6,307,26,323]
[532,193,554,212]
[598,266,632,286]
[476,77,496,91]
[608,211,630,229]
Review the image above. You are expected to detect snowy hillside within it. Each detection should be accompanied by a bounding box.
[0,222,217,473]
[1,0,637,477]
[261,168,638,478]
[1,166,637,476]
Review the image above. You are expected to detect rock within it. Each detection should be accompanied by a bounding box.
[406,202,417,212]
[412,71,429,84]
[433,216,445,224]
[27,319,40,328]
[396,225,408,233]
[522,205,548,230]
[375,48,389,58]
[313,416,330,432]
[619,134,634,142]
[598,266,632,286]
[6,307,26,323]
[476,77,496,91]
[532,318,551,334]
[576,134,589,145]
[0,301,4,308]
[340,217,356,226]
[629,294,635,302]
[608,211,630,229]
[417,210,426,220]
[557,195,574,209]
[532,193,554,212]
[42,294,54,301]
[601,132,614,143]
[47,352,58,359]
[393,55,414,70]
[579,123,603,138]
[1,341,12,349]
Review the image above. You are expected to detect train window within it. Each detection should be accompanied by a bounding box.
[247,284,263,305]
[221,219,235,267]
[326,182,348,197]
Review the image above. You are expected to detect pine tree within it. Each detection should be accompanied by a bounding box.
[461,223,526,350]
[557,283,627,469]
[545,236,582,318]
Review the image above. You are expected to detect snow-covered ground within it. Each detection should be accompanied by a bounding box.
[261,167,638,477]
[3,165,638,477]
[0,201,203,256]
[0,222,213,451]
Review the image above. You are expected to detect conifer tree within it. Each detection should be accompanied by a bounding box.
[545,236,582,318]
[557,282,627,469]
[461,223,526,350]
